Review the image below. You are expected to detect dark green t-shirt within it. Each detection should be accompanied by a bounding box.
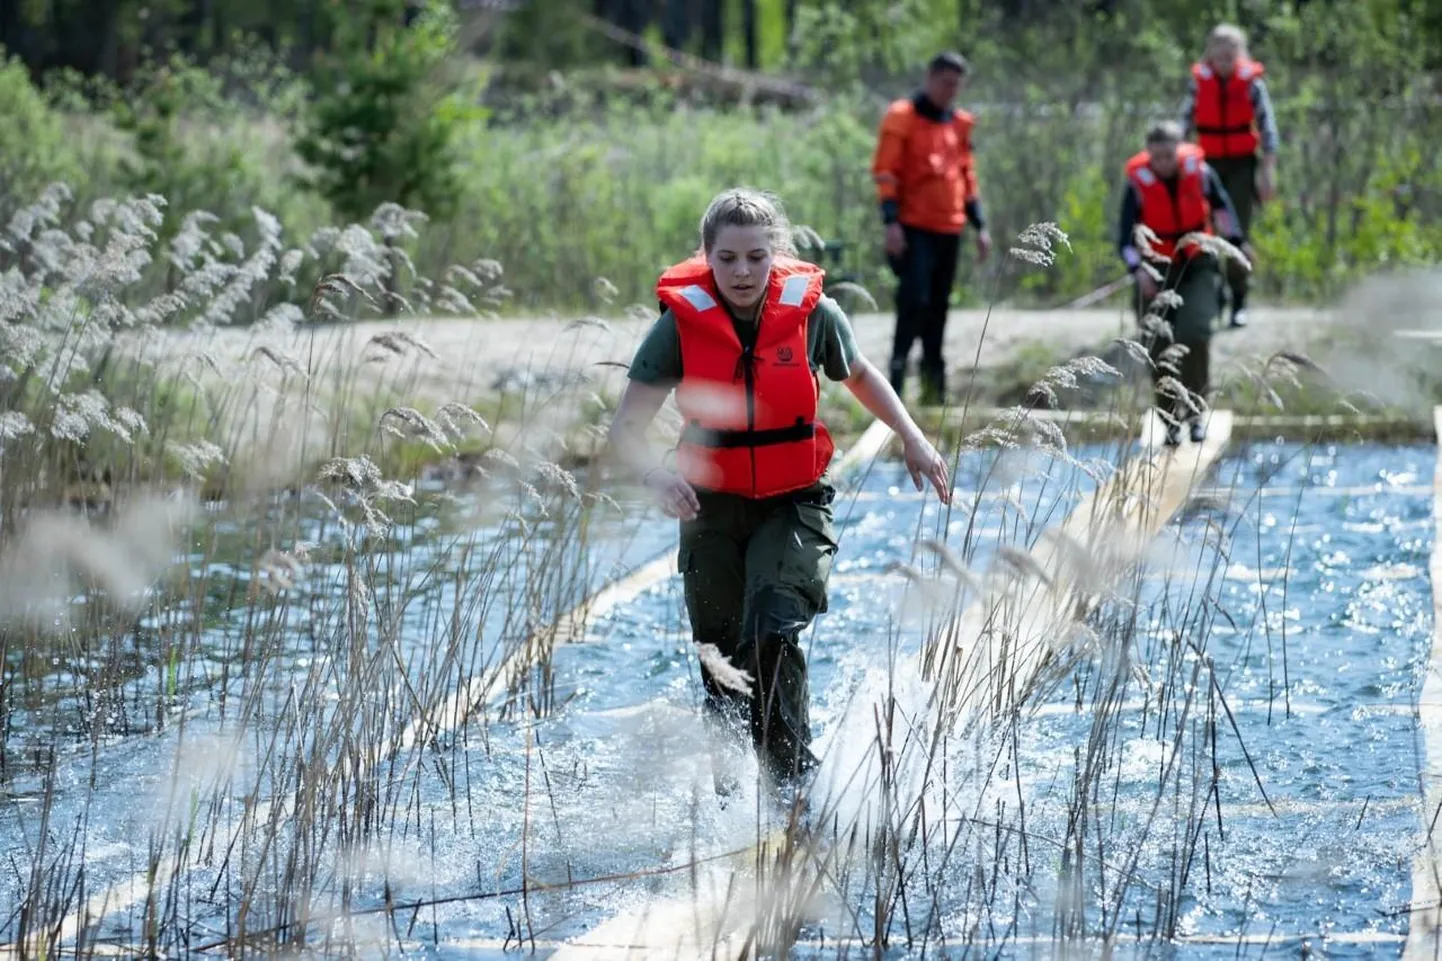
[627,295,860,388]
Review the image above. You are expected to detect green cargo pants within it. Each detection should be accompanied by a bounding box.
[1208,155,1258,306]
[678,478,837,785]
[1135,254,1224,423]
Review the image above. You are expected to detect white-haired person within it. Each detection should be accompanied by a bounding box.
[1180,22,1280,328]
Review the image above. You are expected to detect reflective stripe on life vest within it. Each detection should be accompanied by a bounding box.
[656,255,835,499]
[1191,58,1264,158]
[1126,144,1213,261]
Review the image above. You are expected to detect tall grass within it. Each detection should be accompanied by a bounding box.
[0,173,1401,960]
[0,184,658,955]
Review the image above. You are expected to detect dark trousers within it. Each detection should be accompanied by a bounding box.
[1136,255,1223,424]
[887,225,963,404]
[678,480,837,785]
[1208,155,1258,308]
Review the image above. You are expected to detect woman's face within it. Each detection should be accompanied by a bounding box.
[707,225,773,312]
[1208,40,1240,75]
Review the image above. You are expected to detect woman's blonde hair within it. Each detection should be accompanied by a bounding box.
[1205,23,1248,59]
[699,187,797,257]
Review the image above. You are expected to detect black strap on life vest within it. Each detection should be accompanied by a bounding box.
[681,417,815,449]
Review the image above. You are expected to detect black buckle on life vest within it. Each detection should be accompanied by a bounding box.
[1195,124,1253,135]
[681,416,815,449]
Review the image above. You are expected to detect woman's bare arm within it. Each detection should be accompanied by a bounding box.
[843,356,925,444]
[606,380,671,479]
[843,356,951,503]
[605,379,701,518]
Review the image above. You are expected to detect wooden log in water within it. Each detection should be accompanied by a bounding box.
[548,409,1235,960]
[399,417,896,749]
[0,422,897,958]
[1402,407,1442,960]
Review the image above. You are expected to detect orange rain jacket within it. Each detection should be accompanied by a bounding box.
[870,93,983,236]
[656,256,834,499]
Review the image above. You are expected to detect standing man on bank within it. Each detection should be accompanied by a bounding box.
[1117,121,1248,447]
[1180,22,1280,328]
[870,51,992,406]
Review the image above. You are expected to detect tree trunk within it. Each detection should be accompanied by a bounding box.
[663,0,692,56]
[623,0,649,67]
[742,0,757,68]
[700,0,723,61]
[96,0,123,80]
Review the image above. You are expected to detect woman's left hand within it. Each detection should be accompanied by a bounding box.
[1256,158,1277,204]
[902,431,951,504]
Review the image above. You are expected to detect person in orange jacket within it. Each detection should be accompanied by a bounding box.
[607,187,951,793]
[1180,23,1280,328]
[870,51,993,406]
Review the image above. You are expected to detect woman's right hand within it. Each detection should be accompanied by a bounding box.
[884,223,907,258]
[646,468,700,521]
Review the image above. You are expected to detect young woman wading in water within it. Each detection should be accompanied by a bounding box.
[607,188,952,795]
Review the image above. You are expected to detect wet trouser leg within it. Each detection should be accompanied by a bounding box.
[888,225,935,395]
[1140,255,1222,422]
[918,229,963,405]
[679,482,837,786]
[1208,155,1258,311]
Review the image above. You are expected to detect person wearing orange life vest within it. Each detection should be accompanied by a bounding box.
[607,188,951,791]
[1181,23,1280,328]
[871,51,993,406]
[1117,121,1248,447]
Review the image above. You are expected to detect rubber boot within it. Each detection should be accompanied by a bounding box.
[1229,289,1249,328]
[888,357,907,397]
[919,363,946,407]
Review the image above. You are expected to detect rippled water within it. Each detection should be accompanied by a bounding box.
[0,440,1433,958]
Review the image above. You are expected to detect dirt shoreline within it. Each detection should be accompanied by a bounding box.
[143,305,1333,412]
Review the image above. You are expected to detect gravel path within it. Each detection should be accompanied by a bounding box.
[145,305,1331,411]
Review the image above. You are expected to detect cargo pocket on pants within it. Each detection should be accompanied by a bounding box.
[787,500,838,616]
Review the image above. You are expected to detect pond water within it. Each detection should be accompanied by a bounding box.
[0,439,1433,959]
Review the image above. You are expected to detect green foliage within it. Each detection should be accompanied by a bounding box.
[4,0,1442,313]
[0,50,81,220]
[112,57,247,219]
[294,0,478,224]
[790,0,936,85]
[495,0,605,68]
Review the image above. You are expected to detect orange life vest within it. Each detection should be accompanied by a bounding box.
[657,255,834,499]
[1126,145,1213,262]
[1190,59,1264,158]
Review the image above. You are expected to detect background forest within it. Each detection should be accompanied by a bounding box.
[2,0,1440,311]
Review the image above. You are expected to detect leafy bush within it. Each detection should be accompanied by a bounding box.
[0,51,81,222]
[5,0,1442,314]
[295,0,477,225]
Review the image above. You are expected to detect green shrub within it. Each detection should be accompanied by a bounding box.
[0,51,81,221]
[295,0,478,225]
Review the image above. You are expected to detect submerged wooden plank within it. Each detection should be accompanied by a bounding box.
[0,422,897,958]
[1403,407,1442,961]
[550,410,1235,961]
[932,405,1420,441]
[926,409,1233,728]
[447,928,1408,953]
[401,417,896,747]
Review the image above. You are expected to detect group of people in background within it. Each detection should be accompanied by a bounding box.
[872,23,1279,445]
[606,22,1283,794]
